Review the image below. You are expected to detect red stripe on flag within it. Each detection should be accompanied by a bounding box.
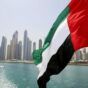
[68,0,88,50]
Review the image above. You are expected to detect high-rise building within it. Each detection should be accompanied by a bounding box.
[27,38,32,60]
[0,36,7,60]
[0,47,1,59]
[75,50,82,61]
[23,30,28,60]
[10,40,14,59]
[10,31,18,59]
[23,30,32,60]
[7,44,11,60]
[29,39,32,60]
[33,42,36,52]
[85,52,88,60]
[18,41,22,60]
[39,39,42,49]
[14,31,18,59]
[82,48,87,60]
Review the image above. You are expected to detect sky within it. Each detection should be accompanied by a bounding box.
[0,0,70,45]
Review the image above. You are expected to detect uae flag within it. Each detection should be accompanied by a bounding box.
[33,0,88,88]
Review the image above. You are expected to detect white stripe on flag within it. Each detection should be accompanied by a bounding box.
[37,18,70,79]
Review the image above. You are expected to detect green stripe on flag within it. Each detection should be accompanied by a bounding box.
[33,6,70,65]
[33,43,49,65]
[44,6,70,46]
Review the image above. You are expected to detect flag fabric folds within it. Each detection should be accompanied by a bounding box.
[33,0,88,88]
[37,34,74,88]
[68,0,88,50]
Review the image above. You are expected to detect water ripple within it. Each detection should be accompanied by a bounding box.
[0,65,17,88]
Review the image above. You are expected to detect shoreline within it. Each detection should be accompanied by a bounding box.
[0,60,34,64]
[69,62,88,66]
[0,60,88,66]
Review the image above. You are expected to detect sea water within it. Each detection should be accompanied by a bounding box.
[0,63,88,88]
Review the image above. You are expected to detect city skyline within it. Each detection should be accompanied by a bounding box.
[1,0,88,62]
[0,30,43,60]
[0,30,88,62]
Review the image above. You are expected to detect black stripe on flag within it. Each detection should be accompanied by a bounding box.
[38,35,75,88]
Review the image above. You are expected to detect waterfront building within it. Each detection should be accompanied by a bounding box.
[33,42,36,52]
[14,31,18,59]
[23,30,32,60]
[0,46,1,60]
[75,50,82,61]
[82,48,87,60]
[27,38,32,60]
[85,52,88,61]
[18,41,22,60]
[10,31,18,60]
[0,36,7,60]
[23,30,28,60]
[7,45,11,60]
[39,39,42,49]
[10,40,14,59]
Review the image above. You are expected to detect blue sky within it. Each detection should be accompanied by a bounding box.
[0,0,70,45]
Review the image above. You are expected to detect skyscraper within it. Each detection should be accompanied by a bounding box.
[75,50,82,61]
[10,40,14,59]
[7,44,11,60]
[23,30,28,60]
[82,48,87,60]
[27,38,32,60]
[14,31,18,59]
[18,41,22,60]
[0,47,1,59]
[10,31,18,59]
[39,39,42,49]
[0,36,7,60]
[33,42,36,52]
[29,39,32,60]
[23,30,32,60]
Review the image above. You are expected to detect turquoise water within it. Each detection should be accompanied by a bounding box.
[0,63,88,88]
